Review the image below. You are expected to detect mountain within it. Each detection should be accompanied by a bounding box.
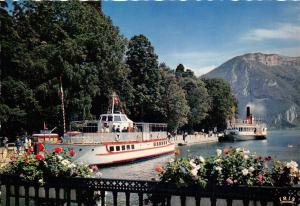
[203,53,300,128]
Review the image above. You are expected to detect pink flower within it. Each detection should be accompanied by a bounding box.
[38,143,45,152]
[90,165,99,172]
[35,154,44,160]
[54,147,63,153]
[256,175,265,184]
[226,178,233,185]
[69,149,76,156]
[155,165,164,173]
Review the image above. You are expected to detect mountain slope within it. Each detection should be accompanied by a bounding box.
[203,53,300,128]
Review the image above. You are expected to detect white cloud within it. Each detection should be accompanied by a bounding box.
[187,65,216,77]
[242,23,300,41]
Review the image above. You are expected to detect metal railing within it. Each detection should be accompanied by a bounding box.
[1,175,299,206]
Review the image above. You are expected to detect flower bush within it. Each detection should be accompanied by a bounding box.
[158,148,300,187]
[0,146,93,185]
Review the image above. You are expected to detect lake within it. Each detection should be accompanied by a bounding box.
[100,129,300,180]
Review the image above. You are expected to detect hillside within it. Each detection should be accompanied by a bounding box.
[203,53,300,128]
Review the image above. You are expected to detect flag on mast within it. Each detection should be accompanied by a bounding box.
[43,122,48,130]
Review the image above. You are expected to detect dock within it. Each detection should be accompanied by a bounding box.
[173,133,218,146]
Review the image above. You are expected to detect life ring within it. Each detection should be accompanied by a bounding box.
[115,134,120,141]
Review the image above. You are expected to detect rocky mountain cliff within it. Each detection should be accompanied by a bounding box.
[203,53,300,128]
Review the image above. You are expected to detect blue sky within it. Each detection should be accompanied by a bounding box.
[103,2,300,76]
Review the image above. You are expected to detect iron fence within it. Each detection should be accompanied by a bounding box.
[0,175,299,206]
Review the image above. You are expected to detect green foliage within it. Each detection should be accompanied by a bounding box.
[202,78,238,130]
[126,34,161,121]
[158,64,189,131]
[180,77,210,128]
[1,2,127,137]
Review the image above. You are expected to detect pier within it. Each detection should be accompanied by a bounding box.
[173,133,218,146]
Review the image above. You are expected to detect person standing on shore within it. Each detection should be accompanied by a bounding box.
[3,137,8,150]
[15,138,22,154]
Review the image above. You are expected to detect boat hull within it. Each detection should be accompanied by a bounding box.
[45,139,175,165]
[222,133,267,141]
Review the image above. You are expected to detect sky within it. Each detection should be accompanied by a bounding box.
[103,2,300,76]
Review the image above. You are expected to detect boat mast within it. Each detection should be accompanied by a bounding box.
[111,92,115,114]
[60,76,66,133]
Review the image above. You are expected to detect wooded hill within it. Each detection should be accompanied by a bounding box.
[0,1,237,138]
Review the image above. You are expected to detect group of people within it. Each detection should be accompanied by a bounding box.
[2,135,33,155]
[112,125,129,133]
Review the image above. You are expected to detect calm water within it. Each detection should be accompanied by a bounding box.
[100,130,300,180]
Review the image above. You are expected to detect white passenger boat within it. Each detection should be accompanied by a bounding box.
[43,95,175,166]
[222,106,267,141]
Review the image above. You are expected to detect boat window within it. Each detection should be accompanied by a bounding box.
[131,145,134,149]
[108,116,113,122]
[109,146,114,152]
[116,146,120,151]
[126,145,130,150]
[121,115,127,121]
[102,116,107,121]
[114,116,121,122]
[153,143,156,146]
[122,145,126,150]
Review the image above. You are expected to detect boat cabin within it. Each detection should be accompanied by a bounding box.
[99,112,134,133]
[32,130,60,143]
[70,112,134,133]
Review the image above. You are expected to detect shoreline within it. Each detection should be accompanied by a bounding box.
[173,133,219,146]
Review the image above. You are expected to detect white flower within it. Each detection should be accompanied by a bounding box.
[244,155,249,160]
[68,163,76,168]
[190,159,197,168]
[199,156,205,163]
[95,171,103,178]
[242,168,249,176]
[216,149,222,156]
[243,149,250,154]
[38,179,44,184]
[236,148,241,152]
[191,168,198,178]
[57,155,63,160]
[61,159,70,166]
[214,158,222,163]
[249,166,255,172]
[215,166,222,172]
[286,161,298,169]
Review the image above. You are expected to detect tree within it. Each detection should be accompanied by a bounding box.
[158,64,189,131]
[180,77,210,131]
[1,1,127,137]
[126,34,161,121]
[202,78,238,130]
[175,63,185,78]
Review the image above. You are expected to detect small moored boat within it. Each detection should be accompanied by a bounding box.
[221,106,267,141]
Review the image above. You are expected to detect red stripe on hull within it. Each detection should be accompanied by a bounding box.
[91,150,175,166]
[99,143,174,155]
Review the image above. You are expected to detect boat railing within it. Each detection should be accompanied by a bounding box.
[69,121,167,134]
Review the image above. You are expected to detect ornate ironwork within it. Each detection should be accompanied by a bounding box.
[0,175,299,206]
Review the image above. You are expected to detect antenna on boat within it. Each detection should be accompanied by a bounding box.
[60,76,66,133]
